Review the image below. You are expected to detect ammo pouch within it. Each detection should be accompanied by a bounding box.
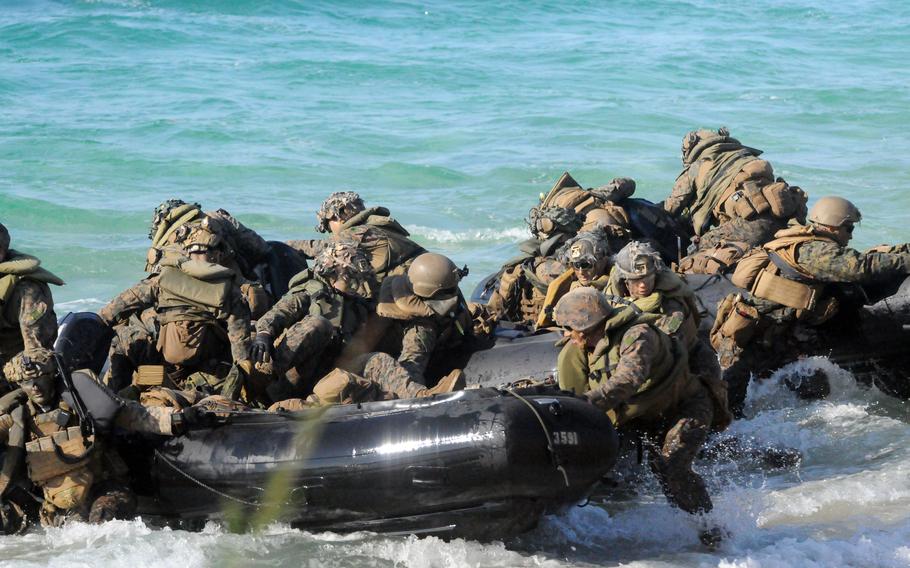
[751,268,818,311]
[678,241,749,275]
[25,427,95,510]
[710,294,759,350]
[240,281,271,320]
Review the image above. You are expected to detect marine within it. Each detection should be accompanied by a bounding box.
[712,196,910,411]
[98,226,253,400]
[0,348,189,529]
[251,241,376,402]
[0,223,64,383]
[537,227,613,328]
[663,127,808,250]
[486,205,583,327]
[606,241,730,429]
[288,191,426,285]
[553,288,727,546]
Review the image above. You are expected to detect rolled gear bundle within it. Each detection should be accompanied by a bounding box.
[526,206,584,239]
[315,191,365,233]
[613,241,664,280]
[3,348,56,383]
[589,177,636,204]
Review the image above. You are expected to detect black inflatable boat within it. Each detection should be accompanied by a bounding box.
[54,313,619,540]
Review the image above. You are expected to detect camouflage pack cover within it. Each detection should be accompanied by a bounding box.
[526,206,584,239]
[313,240,374,283]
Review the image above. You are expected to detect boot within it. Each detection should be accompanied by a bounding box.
[416,369,465,398]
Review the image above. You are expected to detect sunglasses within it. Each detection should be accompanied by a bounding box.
[843,224,855,235]
[572,260,594,270]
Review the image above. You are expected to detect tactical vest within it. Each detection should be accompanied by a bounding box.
[586,310,690,427]
[684,141,767,235]
[341,207,425,280]
[15,402,96,511]
[286,270,369,340]
[0,251,65,330]
[157,260,234,325]
[713,178,807,226]
[677,240,749,275]
[605,269,700,345]
[732,225,834,315]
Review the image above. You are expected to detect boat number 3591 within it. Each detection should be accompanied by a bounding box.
[552,431,579,446]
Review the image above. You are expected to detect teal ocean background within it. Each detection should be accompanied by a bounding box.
[2,0,909,310]
[3,3,910,567]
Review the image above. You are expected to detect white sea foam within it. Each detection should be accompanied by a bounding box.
[409,225,530,244]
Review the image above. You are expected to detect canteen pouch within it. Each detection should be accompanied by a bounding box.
[752,268,817,311]
[731,248,770,289]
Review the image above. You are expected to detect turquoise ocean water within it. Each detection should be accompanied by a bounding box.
[2,2,910,567]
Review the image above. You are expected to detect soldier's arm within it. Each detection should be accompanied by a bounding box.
[398,318,440,380]
[208,209,271,265]
[114,402,177,436]
[255,290,311,338]
[286,239,325,259]
[98,278,158,326]
[225,285,253,362]
[797,241,910,285]
[10,281,58,351]
[663,168,697,216]
[586,325,660,411]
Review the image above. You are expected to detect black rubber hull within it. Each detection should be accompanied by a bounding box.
[144,388,618,539]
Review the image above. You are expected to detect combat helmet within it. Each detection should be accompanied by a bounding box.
[408,253,464,299]
[0,223,9,261]
[553,287,613,332]
[527,206,584,239]
[558,228,611,268]
[3,348,57,383]
[316,191,365,233]
[313,240,375,294]
[613,241,663,280]
[807,196,862,228]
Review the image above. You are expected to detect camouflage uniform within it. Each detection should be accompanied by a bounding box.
[99,257,251,394]
[146,201,274,319]
[254,242,375,401]
[555,301,717,516]
[0,236,63,382]
[288,192,425,285]
[0,349,177,527]
[664,128,806,250]
[486,206,583,327]
[714,225,910,411]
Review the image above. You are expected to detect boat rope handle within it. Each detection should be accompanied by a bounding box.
[154,449,263,509]
[504,389,570,488]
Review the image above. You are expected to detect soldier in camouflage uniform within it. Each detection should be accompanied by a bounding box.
[146,200,275,318]
[536,227,612,328]
[553,289,725,547]
[369,252,473,388]
[0,224,64,384]
[486,206,583,327]
[663,127,807,251]
[99,226,252,397]
[251,241,376,402]
[713,196,910,411]
[0,348,190,528]
[287,191,425,286]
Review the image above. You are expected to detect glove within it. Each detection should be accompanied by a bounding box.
[171,405,214,435]
[250,334,272,364]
